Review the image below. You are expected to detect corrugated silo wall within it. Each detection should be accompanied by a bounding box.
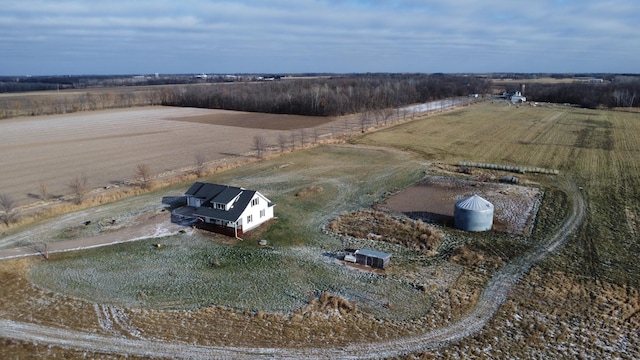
[454,207,493,232]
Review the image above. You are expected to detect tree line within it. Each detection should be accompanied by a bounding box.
[0,74,489,119]
[0,89,166,119]
[161,74,491,116]
[526,80,640,109]
[0,74,235,93]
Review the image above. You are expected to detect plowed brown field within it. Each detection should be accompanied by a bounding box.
[0,107,339,208]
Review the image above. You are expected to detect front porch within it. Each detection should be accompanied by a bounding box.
[171,206,243,237]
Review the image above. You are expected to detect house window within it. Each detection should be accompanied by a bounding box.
[215,203,225,210]
[251,198,259,206]
[247,215,253,223]
[260,209,265,218]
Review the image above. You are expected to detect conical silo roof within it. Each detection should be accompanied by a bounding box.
[454,194,494,232]
[455,194,493,211]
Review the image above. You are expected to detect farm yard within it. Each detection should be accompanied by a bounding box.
[0,101,639,358]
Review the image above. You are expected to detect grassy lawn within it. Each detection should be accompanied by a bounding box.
[30,145,433,319]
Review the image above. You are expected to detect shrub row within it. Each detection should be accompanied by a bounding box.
[459,161,559,175]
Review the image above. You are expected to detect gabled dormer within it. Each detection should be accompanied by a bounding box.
[210,187,243,211]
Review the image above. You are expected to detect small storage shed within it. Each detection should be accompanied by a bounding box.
[454,194,494,232]
[355,249,391,269]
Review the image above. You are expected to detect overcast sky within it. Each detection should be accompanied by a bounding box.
[1,0,638,76]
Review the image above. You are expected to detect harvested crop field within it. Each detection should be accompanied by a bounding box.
[171,111,335,130]
[0,107,342,208]
[378,176,543,235]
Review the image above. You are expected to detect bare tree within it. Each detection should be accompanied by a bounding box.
[373,109,383,125]
[360,109,370,133]
[298,129,307,148]
[382,108,394,125]
[278,134,289,152]
[613,89,637,108]
[0,193,18,226]
[402,107,409,120]
[68,175,89,204]
[312,128,320,144]
[135,164,153,189]
[290,131,297,149]
[194,152,206,177]
[253,135,268,159]
[38,181,50,201]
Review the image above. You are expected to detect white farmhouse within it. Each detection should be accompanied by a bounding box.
[172,182,275,237]
[511,91,526,103]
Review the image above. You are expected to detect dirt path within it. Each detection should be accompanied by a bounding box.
[0,178,585,358]
[0,212,184,260]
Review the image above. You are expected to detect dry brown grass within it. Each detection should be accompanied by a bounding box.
[295,186,324,198]
[449,245,503,269]
[0,258,104,333]
[328,209,444,255]
[0,338,142,360]
[449,245,484,266]
[429,267,640,358]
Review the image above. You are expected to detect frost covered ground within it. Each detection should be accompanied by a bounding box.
[379,176,543,236]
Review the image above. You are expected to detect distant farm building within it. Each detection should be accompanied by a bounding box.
[498,88,527,103]
[171,182,274,237]
[351,249,391,269]
[454,194,494,232]
[510,91,526,103]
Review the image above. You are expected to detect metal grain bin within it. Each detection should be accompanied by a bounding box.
[454,194,494,232]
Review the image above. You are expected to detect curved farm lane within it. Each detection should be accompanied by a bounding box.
[0,179,585,359]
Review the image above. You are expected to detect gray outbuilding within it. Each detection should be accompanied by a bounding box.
[354,249,391,269]
[454,194,494,232]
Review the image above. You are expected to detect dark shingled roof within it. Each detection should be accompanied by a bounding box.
[193,189,257,222]
[185,182,227,199]
[212,187,243,204]
[184,182,273,224]
[185,182,244,205]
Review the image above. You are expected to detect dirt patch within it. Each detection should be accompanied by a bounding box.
[377,176,543,236]
[171,112,335,130]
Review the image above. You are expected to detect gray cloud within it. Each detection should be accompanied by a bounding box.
[1,0,638,74]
